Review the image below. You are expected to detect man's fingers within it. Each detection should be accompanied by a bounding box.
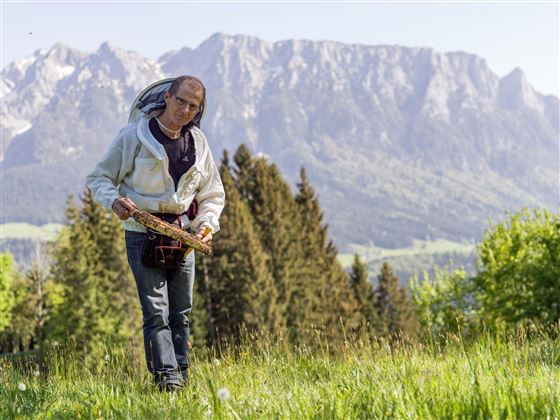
[115,197,136,210]
[119,207,130,219]
[117,202,132,219]
[198,230,212,244]
[122,200,135,211]
[112,198,132,220]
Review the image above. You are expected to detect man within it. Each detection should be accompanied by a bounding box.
[86,76,225,392]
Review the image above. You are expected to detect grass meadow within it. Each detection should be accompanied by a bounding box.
[338,239,477,286]
[1,328,559,419]
[0,224,63,240]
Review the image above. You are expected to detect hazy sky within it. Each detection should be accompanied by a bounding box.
[1,1,558,96]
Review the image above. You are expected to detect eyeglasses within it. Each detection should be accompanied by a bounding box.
[172,94,201,112]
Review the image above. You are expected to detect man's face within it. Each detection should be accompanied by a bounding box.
[164,81,204,127]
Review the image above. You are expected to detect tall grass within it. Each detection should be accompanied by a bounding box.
[1,328,558,419]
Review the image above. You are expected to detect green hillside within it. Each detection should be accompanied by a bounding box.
[339,239,477,283]
[0,223,64,240]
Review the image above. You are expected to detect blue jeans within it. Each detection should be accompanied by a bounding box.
[125,230,195,384]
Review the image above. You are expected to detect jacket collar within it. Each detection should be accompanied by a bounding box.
[136,117,167,159]
[136,117,209,164]
[189,126,209,165]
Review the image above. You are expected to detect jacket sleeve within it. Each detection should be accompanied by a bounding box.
[191,146,225,233]
[85,128,136,212]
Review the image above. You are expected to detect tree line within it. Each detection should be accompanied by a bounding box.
[1,146,558,355]
[0,145,418,355]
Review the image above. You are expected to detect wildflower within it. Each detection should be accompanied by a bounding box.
[212,358,221,366]
[18,383,26,391]
[104,354,110,362]
[217,387,230,401]
[206,407,213,418]
[33,370,40,377]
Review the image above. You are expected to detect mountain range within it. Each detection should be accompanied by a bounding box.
[1,33,558,250]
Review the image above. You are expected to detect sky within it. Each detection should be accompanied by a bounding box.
[1,1,558,96]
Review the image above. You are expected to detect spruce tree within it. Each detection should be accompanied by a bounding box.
[227,145,366,342]
[233,147,303,332]
[295,168,360,335]
[374,262,419,341]
[349,254,378,336]
[45,191,141,355]
[232,144,256,203]
[189,252,210,348]
[202,152,281,343]
[1,243,49,353]
[290,167,325,329]
[80,189,139,338]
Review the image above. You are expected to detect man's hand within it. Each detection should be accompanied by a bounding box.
[196,226,213,245]
[112,197,136,220]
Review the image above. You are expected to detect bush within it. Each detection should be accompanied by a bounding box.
[411,267,478,338]
[412,209,560,337]
[475,208,560,329]
[0,253,16,333]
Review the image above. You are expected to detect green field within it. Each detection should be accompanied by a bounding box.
[1,331,558,419]
[0,223,64,240]
[339,238,475,268]
[338,239,477,285]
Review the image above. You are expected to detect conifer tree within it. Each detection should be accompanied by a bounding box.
[226,145,366,342]
[189,258,210,347]
[349,254,379,336]
[295,168,360,334]
[232,144,256,202]
[194,245,219,347]
[80,189,139,336]
[289,168,326,329]
[233,147,303,331]
[1,244,49,353]
[203,151,281,342]
[374,262,419,341]
[45,191,141,354]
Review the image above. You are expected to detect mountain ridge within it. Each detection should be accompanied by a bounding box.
[1,33,557,249]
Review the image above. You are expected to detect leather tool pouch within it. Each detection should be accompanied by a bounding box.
[140,214,191,269]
